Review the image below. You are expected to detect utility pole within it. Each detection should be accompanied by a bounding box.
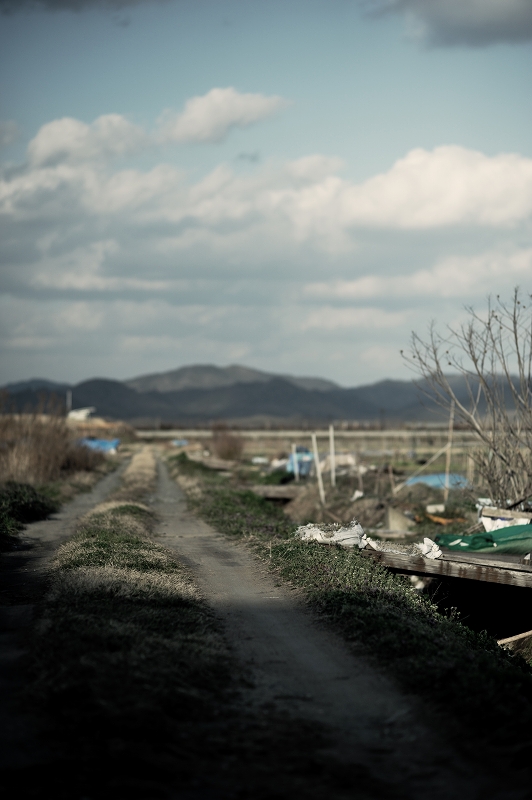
[444,400,455,504]
[291,443,299,482]
[311,432,326,505]
[329,424,336,488]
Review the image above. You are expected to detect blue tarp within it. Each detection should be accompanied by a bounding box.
[406,473,469,490]
[78,438,120,453]
[287,447,314,478]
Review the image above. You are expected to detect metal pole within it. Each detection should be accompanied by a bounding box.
[311,432,326,505]
[66,389,72,414]
[466,451,475,485]
[444,401,455,504]
[291,443,299,482]
[329,424,336,488]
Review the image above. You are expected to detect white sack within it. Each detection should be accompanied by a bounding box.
[297,520,368,549]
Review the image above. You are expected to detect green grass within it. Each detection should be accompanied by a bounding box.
[176,467,532,751]
[190,485,295,540]
[25,494,398,799]
[168,451,215,477]
[0,481,59,544]
[31,507,233,734]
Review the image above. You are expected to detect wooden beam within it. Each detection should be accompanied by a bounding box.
[359,549,532,588]
[250,485,304,500]
[497,629,532,646]
[481,506,532,521]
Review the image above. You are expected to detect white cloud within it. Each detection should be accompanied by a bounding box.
[368,0,532,46]
[0,120,20,148]
[158,87,288,144]
[300,306,407,331]
[305,246,532,301]
[30,240,174,292]
[275,146,532,232]
[11,110,532,240]
[3,109,532,387]
[27,114,147,166]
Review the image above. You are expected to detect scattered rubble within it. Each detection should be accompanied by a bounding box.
[296,520,443,559]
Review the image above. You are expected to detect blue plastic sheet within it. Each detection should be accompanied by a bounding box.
[287,447,313,477]
[406,473,468,489]
[78,437,120,453]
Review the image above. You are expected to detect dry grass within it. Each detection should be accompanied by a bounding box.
[31,504,233,738]
[212,424,245,461]
[110,446,157,502]
[0,413,70,483]
[0,412,104,484]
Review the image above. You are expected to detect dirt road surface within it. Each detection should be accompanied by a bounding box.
[154,460,516,800]
[1,457,527,798]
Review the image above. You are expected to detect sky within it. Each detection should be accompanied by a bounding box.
[0,0,531,388]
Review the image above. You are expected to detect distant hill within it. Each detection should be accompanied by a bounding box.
[1,378,71,394]
[6,363,487,423]
[125,364,338,394]
[3,375,442,424]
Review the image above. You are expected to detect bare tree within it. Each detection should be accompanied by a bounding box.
[402,288,532,509]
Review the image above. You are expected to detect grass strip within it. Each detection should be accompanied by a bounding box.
[0,481,59,546]
[23,485,399,799]
[171,458,532,755]
[31,507,232,731]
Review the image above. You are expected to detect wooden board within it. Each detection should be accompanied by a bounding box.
[250,485,304,500]
[359,549,532,588]
[481,506,532,521]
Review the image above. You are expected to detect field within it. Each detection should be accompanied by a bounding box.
[2,424,532,796]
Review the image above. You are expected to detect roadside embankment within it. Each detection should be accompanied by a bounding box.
[168,453,532,774]
[6,445,408,799]
[26,502,234,796]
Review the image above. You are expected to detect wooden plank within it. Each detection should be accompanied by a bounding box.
[359,550,532,588]
[250,485,304,500]
[436,551,532,573]
[497,629,532,646]
[481,506,532,521]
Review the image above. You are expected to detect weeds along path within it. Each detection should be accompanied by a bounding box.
[155,458,497,800]
[0,456,129,771]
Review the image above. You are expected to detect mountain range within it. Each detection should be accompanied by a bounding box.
[1,363,447,425]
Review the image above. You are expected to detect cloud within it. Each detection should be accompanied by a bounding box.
[273,146,532,233]
[0,121,20,148]
[27,114,147,166]
[2,109,532,387]
[25,89,289,168]
[3,121,532,260]
[0,0,150,12]
[304,247,532,300]
[300,306,407,331]
[158,87,289,144]
[367,0,532,46]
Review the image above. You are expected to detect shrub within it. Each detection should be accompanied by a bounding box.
[211,424,244,460]
[0,481,59,539]
[0,412,105,484]
[60,443,105,472]
[0,412,70,484]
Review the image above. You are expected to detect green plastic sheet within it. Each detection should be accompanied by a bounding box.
[435,524,532,555]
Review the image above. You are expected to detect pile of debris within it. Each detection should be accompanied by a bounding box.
[297,520,442,559]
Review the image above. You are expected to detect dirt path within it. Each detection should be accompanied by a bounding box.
[0,463,127,772]
[155,459,516,800]
[1,458,525,797]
